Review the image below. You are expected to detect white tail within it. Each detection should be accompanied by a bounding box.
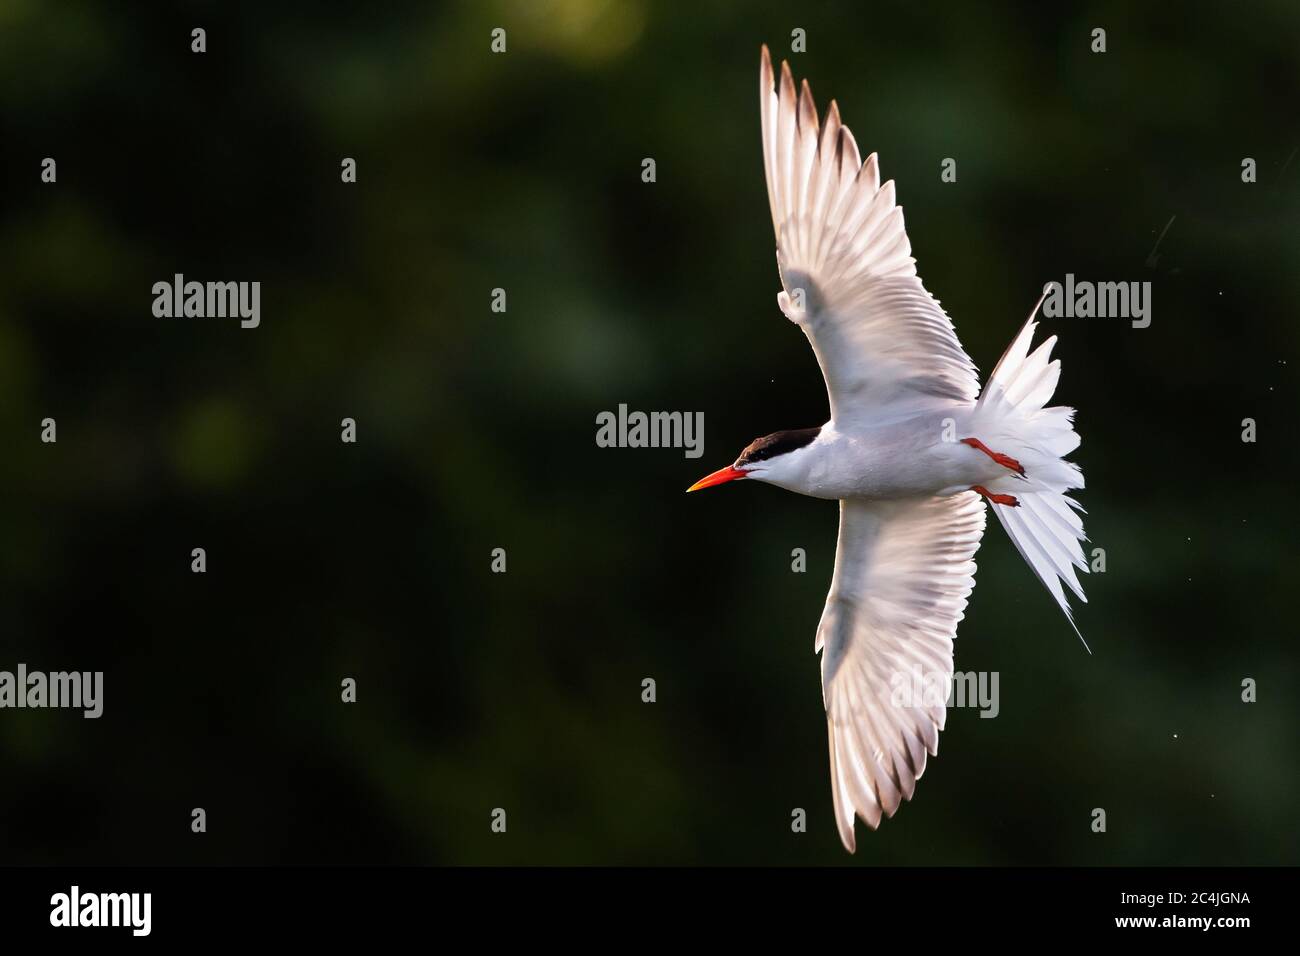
[975,295,1090,651]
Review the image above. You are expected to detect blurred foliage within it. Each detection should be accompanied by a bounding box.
[0,0,1297,864]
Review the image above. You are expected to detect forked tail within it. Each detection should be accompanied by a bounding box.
[974,293,1091,651]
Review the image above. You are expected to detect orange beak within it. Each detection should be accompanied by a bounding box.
[686,465,747,493]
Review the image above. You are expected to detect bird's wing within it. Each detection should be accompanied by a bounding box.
[817,492,986,852]
[759,45,980,426]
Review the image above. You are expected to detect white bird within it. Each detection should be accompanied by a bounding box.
[688,46,1090,853]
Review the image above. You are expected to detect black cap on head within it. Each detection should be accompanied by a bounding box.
[735,427,821,467]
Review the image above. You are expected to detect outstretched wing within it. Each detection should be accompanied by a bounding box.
[817,493,986,852]
[759,45,979,426]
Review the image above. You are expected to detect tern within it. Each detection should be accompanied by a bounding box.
[688,46,1090,852]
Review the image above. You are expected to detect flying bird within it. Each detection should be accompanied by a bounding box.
[688,46,1090,852]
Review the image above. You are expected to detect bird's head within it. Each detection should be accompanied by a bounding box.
[686,426,822,492]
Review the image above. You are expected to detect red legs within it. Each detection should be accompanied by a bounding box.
[971,485,1019,507]
[960,437,1026,478]
[963,435,1024,505]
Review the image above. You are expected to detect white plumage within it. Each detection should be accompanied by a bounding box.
[692,47,1090,852]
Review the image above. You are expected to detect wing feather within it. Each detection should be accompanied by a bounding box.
[818,493,986,852]
[760,46,979,425]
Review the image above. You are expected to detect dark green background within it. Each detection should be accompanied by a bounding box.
[0,1,1296,864]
